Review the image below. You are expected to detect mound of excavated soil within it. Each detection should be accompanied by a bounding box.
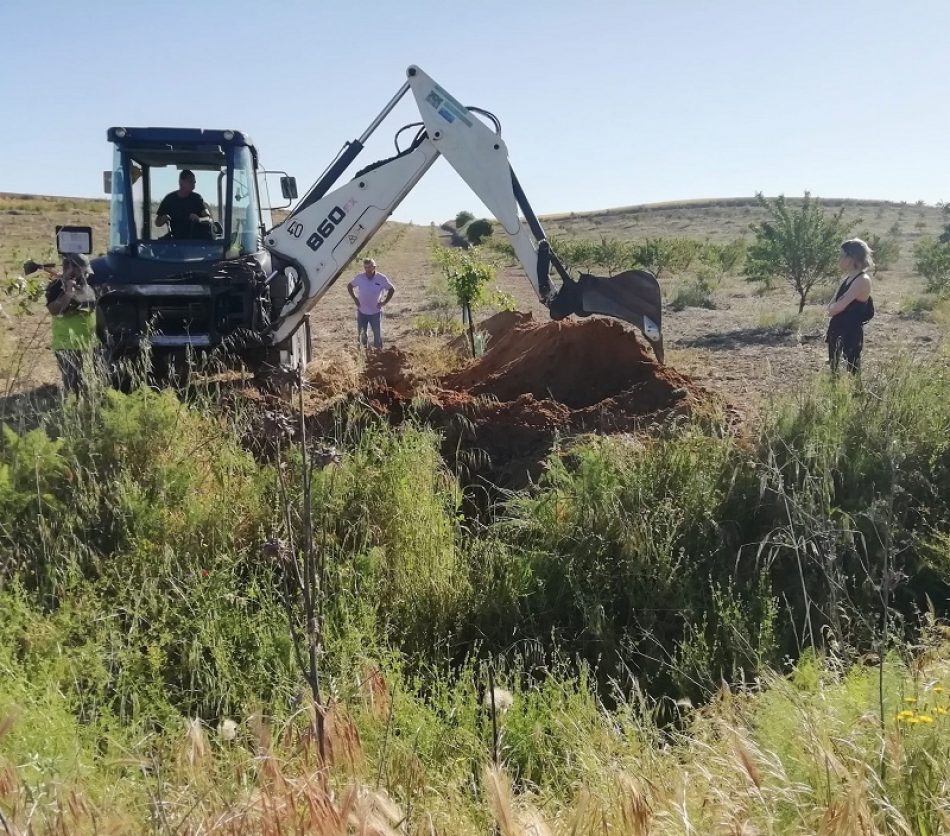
[448,310,534,355]
[306,316,717,492]
[444,318,676,409]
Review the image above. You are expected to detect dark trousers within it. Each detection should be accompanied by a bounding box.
[357,312,383,349]
[828,327,863,374]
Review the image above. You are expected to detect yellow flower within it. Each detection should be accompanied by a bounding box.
[904,697,918,704]
[933,686,945,695]
[905,717,921,725]
[898,710,916,718]
[937,707,948,716]
[918,715,935,724]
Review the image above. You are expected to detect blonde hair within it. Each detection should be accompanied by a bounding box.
[841,238,874,272]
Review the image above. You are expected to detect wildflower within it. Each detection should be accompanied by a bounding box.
[201,569,209,577]
[218,718,238,741]
[918,715,935,724]
[933,686,945,695]
[904,697,917,704]
[483,687,514,714]
[898,710,915,719]
[937,707,948,716]
[905,717,921,725]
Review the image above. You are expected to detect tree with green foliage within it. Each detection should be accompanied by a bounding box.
[700,239,747,278]
[914,237,950,293]
[745,192,855,312]
[466,218,494,246]
[455,210,474,229]
[630,237,701,280]
[592,235,626,276]
[436,247,495,356]
[547,237,597,274]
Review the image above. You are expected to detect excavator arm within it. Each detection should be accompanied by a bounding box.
[264,65,663,361]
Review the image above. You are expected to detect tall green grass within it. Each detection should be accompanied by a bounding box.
[2,356,950,830]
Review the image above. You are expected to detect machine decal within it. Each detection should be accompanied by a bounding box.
[430,85,472,127]
[305,206,347,252]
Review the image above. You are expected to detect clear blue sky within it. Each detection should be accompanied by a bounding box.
[1,0,947,222]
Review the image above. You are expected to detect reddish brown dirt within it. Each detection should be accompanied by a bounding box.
[448,310,534,355]
[444,318,674,408]
[361,347,417,397]
[306,315,718,492]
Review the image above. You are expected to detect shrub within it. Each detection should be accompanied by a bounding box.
[466,218,494,245]
[455,210,474,229]
[700,239,747,277]
[502,431,771,698]
[914,238,950,293]
[669,268,719,311]
[629,237,701,280]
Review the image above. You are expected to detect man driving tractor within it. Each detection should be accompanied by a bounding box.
[155,170,213,240]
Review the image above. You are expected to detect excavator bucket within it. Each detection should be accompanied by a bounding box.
[548,269,664,363]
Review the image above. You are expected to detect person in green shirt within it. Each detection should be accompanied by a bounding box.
[45,253,97,392]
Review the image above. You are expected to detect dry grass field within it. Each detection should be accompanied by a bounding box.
[2,191,946,408]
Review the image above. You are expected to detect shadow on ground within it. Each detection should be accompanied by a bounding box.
[679,326,803,350]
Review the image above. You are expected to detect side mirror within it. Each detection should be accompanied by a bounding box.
[103,171,112,194]
[280,176,298,200]
[56,225,93,255]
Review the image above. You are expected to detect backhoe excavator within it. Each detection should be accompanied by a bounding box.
[31,65,663,381]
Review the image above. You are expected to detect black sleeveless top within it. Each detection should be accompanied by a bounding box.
[828,272,873,336]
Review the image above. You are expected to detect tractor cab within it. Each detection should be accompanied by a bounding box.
[104,127,268,268]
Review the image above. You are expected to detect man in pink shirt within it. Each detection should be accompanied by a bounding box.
[347,258,396,349]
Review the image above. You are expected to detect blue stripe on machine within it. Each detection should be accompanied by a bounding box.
[432,85,472,126]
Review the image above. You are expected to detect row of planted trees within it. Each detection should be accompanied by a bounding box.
[443,195,950,327]
[484,193,905,313]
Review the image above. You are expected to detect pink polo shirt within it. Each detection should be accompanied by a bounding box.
[347,271,394,315]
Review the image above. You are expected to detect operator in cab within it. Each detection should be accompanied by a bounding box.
[155,170,213,240]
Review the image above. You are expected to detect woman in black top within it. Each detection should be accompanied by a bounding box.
[826,239,874,374]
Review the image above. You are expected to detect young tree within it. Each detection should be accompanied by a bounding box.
[630,237,698,281]
[700,239,747,278]
[745,192,854,312]
[455,210,475,229]
[592,235,626,276]
[914,238,950,294]
[437,248,495,356]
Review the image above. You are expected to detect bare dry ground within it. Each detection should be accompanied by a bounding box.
[1,192,945,411]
